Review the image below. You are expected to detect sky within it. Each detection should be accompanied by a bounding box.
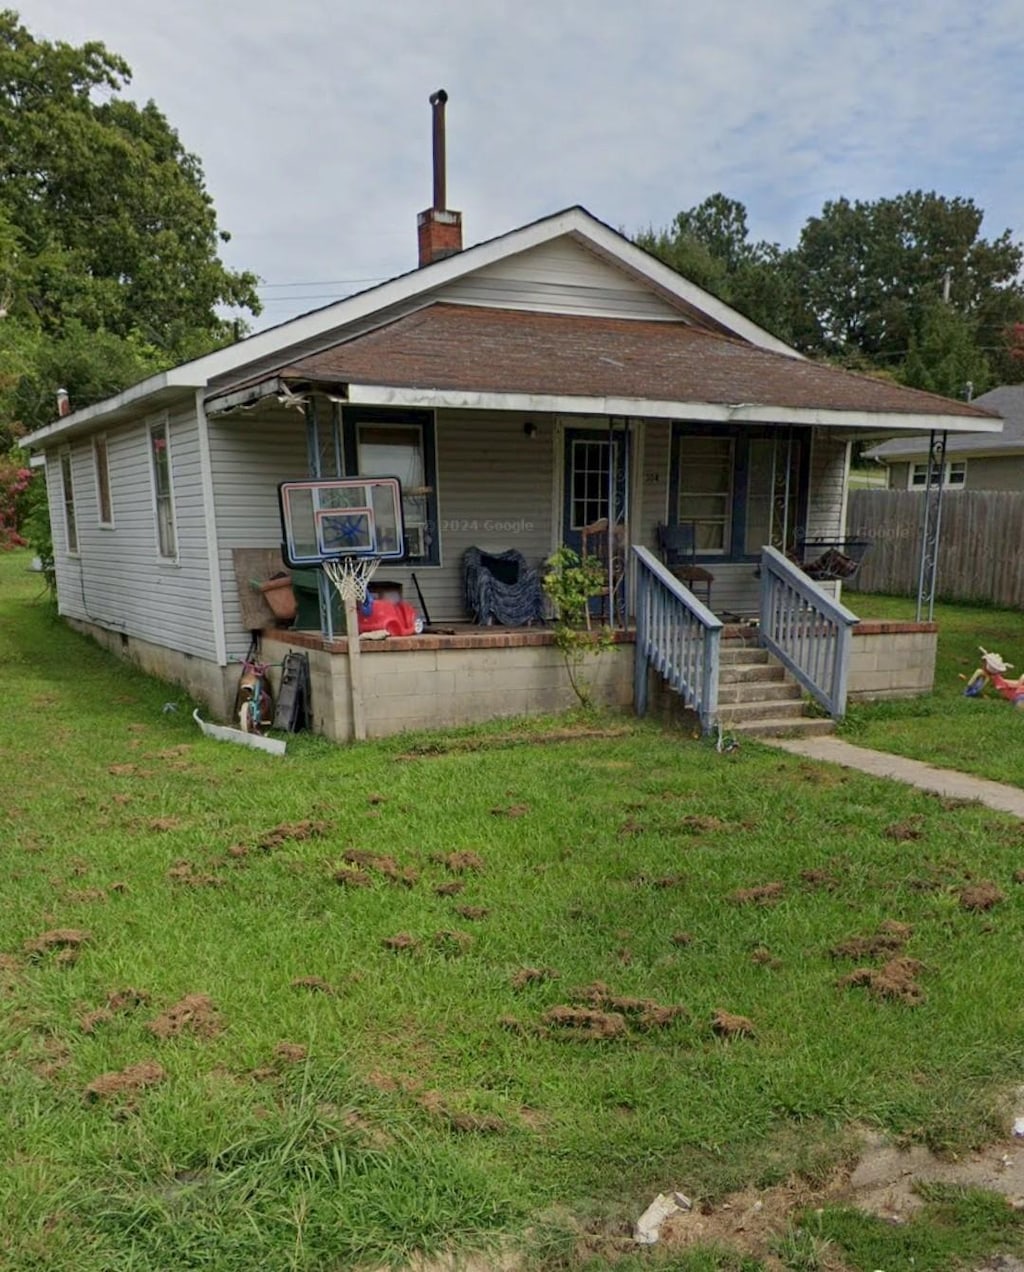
[17,0,1024,330]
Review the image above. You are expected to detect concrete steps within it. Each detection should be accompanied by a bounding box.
[716,630,835,739]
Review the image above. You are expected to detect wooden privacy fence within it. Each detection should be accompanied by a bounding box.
[846,489,1024,607]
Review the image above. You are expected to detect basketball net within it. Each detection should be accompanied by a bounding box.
[323,555,382,606]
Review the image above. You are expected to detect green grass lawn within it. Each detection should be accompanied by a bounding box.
[4,553,1024,1271]
[842,590,1024,786]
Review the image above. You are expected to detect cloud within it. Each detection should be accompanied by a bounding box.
[18,0,1024,324]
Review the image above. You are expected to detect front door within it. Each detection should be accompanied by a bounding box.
[561,427,628,556]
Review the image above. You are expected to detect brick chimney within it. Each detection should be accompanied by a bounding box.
[418,90,462,267]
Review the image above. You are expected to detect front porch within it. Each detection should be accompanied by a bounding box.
[257,603,936,743]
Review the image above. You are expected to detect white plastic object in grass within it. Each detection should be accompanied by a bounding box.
[193,710,286,756]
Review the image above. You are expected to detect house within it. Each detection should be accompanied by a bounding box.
[865,385,1024,490]
[23,199,1003,741]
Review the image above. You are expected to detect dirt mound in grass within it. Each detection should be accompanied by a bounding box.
[711,1009,755,1038]
[84,1060,165,1102]
[435,880,465,896]
[383,933,419,952]
[433,850,485,873]
[167,860,224,887]
[24,928,89,957]
[146,993,222,1039]
[542,1005,628,1040]
[256,820,331,851]
[455,905,490,920]
[491,803,530,818]
[830,920,912,960]
[885,817,925,841]
[511,966,559,989]
[78,987,150,1033]
[291,976,335,994]
[961,881,1005,911]
[569,982,685,1029]
[342,849,418,886]
[838,956,926,1005]
[729,882,784,905]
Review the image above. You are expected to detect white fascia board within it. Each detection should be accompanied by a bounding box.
[346,383,1004,433]
[22,372,200,448]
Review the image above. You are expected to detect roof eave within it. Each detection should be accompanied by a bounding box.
[343,383,1006,430]
[22,373,201,449]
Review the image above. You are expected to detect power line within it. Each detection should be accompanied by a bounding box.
[256,277,386,290]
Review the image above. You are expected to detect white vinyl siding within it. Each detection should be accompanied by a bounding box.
[441,237,689,321]
[46,395,218,659]
[210,405,558,638]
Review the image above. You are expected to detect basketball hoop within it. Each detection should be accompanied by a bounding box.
[323,555,382,605]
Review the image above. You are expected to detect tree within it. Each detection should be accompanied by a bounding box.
[0,10,260,444]
[636,194,798,342]
[790,191,1024,390]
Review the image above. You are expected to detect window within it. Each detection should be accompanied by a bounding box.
[149,417,177,559]
[570,439,613,529]
[59,449,78,555]
[94,434,113,526]
[343,409,439,564]
[676,437,733,553]
[909,460,967,490]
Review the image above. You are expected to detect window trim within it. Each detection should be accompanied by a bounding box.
[148,413,178,562]
[59,447,79,557]
[341,407,441,566]
[93,432,114,528]
[908,459,967,490]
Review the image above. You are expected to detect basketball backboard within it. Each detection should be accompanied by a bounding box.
[278,477,405,567]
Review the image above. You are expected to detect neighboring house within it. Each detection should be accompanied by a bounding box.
[23,203,1002,740]
[865,385,1024,490]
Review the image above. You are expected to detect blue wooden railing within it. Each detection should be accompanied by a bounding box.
[759,545,859,718]
[633,545,723,733]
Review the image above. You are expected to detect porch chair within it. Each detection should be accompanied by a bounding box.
[656,522,714,608]
[580,518,627,628]
[463,547,545,626]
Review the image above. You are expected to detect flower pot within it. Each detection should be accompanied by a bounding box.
[259,574,297,624]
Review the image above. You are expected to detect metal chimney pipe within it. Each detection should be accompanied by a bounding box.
[429,90,448,210]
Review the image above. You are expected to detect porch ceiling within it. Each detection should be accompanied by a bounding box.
[276,303,1000,433]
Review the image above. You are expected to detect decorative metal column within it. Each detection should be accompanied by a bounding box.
[304,396,339,642]
[915,430,947,621]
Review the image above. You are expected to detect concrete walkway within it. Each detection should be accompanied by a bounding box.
[769,736,1024,819]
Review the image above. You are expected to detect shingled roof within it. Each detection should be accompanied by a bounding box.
[281,303,998,422]
[866,384,1023,458]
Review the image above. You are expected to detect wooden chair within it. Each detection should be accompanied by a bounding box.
[656,522,714,608]
[580,518,627,627]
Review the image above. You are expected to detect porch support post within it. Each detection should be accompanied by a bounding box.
[633,565,649,716]
[304,396,335,643]
[915,430,947,622]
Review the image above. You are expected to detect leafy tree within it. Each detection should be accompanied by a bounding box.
[636,194,798,342]
[637,190,1024,400]
[791,191,1024,390]
[0,9,260,445]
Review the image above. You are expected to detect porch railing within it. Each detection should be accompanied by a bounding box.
[633,545,723,733]
[759,544,859,718]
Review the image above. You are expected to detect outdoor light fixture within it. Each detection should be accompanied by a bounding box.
[523,421,538,438]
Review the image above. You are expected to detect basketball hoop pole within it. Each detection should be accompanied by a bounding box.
[323,556,381,743]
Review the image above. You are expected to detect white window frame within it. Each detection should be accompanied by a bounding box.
[148,414,178,561]
[59,448,78,556]
[908,459,967,490]
[93,433,114,528]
